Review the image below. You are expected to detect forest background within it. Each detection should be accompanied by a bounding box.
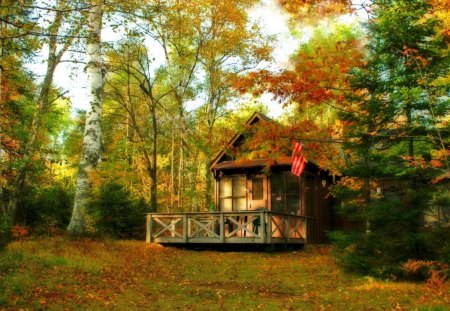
[0,0,449,279]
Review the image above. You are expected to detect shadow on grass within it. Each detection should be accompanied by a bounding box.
[162,243,305,252]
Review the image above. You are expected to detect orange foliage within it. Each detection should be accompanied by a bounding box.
[11,225,29,240]
[230,119,345,174]
[402,259,449,293]
[234,38,364,112]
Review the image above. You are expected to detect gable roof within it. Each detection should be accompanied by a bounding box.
[209,112,274,170]
[209,111,324,173]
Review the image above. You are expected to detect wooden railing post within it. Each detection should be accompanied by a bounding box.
[285,215,290,243]
[183,214,188,243]
[219,212,224,243]
[303,218,307,242]
[260,210,266,243]
[267,212,272,244]
[146,214,152,243]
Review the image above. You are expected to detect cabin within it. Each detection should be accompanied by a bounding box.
[146,112,334,245]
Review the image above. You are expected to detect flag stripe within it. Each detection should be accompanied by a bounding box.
[291,141,306,176]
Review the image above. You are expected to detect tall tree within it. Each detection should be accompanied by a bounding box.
[68,0,104,234]
[0,0,40,228]
[331,0,450,276]
[196,0,272,209]
[104,39,173,211]
[6,0,83,225]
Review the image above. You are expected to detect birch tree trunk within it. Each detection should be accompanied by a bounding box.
[67,0,103,234]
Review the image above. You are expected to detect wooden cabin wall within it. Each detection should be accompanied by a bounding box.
[305,173,334,244]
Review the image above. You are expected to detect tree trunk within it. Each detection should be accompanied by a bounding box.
[177,141,183,210]
[0,9,5,225]
[150,106,158,212]
[68,0,103,235]
[364,155,371,233]
[0,187,5,223]
[169,127,175,213]
[204,161,213,210]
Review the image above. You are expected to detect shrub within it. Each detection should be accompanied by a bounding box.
[11,226,29,240]
[402,259,449,286]
[18,184,73,235]
[0,221,12,251]
[329,178,449,280]
[421,227,450,265]
[89,182,149,239]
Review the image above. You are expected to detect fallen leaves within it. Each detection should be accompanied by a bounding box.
[0,238,449,310]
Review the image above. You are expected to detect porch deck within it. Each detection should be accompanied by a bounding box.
[146,211,307,245]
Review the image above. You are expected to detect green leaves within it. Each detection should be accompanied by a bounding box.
[332,0,450,277]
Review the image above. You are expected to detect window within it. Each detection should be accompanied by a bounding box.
[219,175,246,211]
[271,172,300,214]
[251,177,264,200]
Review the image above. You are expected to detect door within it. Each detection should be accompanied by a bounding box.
[249,175,267,210]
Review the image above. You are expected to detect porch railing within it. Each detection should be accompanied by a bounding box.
[146,211,307,244]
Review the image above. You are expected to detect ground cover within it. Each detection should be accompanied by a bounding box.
[0,237,448,310]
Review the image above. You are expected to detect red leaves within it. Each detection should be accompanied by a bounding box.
[402,46,429,67]
[11,225,29,239]
[1,136,20,153]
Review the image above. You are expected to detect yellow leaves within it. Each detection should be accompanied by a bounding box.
[338,176,364,191]
[8,91,22,101]
[430,73,450,87]
[145,242,164,249]
[278,0,351,24]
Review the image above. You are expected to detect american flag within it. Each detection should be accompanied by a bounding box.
[291,141,306,176]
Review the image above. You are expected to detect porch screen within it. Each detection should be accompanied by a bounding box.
[219,176,246,211]
[271,172,300,214]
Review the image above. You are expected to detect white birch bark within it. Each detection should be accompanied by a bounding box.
[67,0,104,234]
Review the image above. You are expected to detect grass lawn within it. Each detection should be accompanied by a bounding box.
[0,237,449,310]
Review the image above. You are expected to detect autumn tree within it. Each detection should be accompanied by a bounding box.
[6,0,84,227]
[103,39,174,211]
[234,22,365,172]
[278,0,352,23]
[0,0,41,234]
[194,0,272,209]
[125,0,273,211]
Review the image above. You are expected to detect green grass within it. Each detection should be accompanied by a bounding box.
[0,237,449,310]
